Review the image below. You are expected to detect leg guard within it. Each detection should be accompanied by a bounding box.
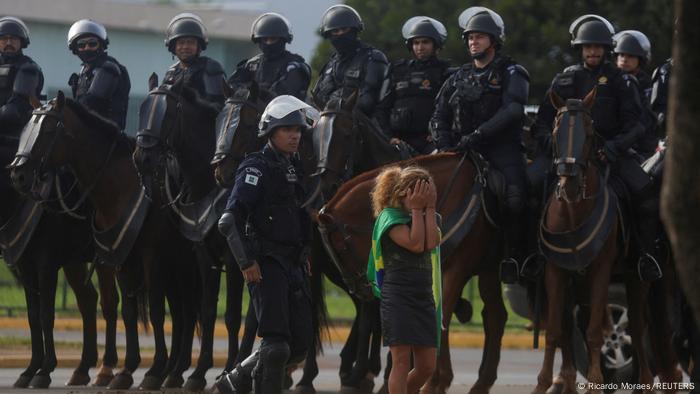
[213,350,259,394]
[254,339,290,394]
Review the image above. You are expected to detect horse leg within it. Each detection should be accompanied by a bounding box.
[295,259,324,394]
[14,277,43,388]
[344,300,377,392]
[185,244,222,391]
[63,263,99,386]
[584,254,615,394]
[138,274,168,390]
[532,264,566,394]
[108,271,140,390]
[224,250,245,372]
[28,261,59,389]
[92,264,119,387]
[552,303,578,394]
[648,275,683,392]
[339,301,361,383]
[624,273,655,393]
[468,270,507,394]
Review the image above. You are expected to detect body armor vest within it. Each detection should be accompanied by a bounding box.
[313,45,373,106]
[390,58,449,134]
[244,51,305,93]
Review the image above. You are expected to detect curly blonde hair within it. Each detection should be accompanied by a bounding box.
[371,165,433,217]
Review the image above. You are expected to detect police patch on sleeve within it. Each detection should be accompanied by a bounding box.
[245,174,259,186]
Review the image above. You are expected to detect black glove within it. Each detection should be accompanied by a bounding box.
[454,130,484,152]
[599,140,620,163]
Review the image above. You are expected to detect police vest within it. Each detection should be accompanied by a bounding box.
[243,51,306,93]
[314,45,377,106]
[0,56,32,106]
[163,57,209,96]
[390,58,449,134]
[449,56,513,134]
[74,54,130,126]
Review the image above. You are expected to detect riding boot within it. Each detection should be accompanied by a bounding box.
[635,196,663,282]
[520,186,546,281]
[500,212,525,284]
[212,350,259,394]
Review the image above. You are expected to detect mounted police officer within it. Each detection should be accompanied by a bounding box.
[67,19,130,130]
[533,15,662,281]
[228,13,310,101]
[614,30,657,158]
[311,5,388,116]
[375,16,451,154]
[0,16,43,149]
[430,7,529,284]
[214,95,318,394]
[162,13,226,108]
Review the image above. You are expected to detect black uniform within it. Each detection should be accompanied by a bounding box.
[311,42,388,116]
[375,56,451,153]
[0,52,43,138]
[70,52,130,130]
[220,143,311,392]
[535,61,661,277]
[431,54,529,267]
[630,69,658,158]
[228,51,310,101]
[163,55,226,108]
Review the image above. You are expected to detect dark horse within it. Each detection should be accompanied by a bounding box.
[132,78,246,391]
[1,115,118,389]
[10,92,200,390]
[532,90,654,394]
[316,152,507,394]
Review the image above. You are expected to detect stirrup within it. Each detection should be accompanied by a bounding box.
[637,253,663,282]
[500,257,519,284]
[520,253,545,280]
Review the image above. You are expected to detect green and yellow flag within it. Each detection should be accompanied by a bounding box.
[367,207,443,348]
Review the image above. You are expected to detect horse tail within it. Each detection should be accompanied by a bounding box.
[137,285,150,331]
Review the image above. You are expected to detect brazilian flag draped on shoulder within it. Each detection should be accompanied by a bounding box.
[367,207,443,349]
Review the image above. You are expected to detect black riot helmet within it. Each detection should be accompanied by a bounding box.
[0,17,30,48]
[569,14,615,48]
[319,5,364,38]
[67,19,109,53]
[613,30,652,64]
[402,16,447,51]
[165,13,208,53]
[251,12,293,43]
[258,95,319,138]
[458,7,505,47]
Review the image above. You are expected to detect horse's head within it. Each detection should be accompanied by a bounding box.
[211,82,271,188]
[10,92,72,198]
[551,87,597,202]
[313,92,358,200]
[133,78,219,200]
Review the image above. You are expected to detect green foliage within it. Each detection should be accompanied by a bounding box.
[310,0,673,104]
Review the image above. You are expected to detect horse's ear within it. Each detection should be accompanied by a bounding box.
[549,90,566,110]
[148,72,159,91]
[29,95,41,109]
[582,87,597,109]
[342,90,358,111]
[56,91,65,111]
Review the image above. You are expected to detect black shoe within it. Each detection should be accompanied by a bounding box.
[500,257,519,284]
[520,253,545,280]
[212,368,252,394]
[638,253,663,282]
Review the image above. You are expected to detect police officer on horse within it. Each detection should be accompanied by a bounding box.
[67,19,130,130]
[214,95,317,394]
[228,12,310,101]
[0,16,43,145]
[375,16,452,154]
[533,15,662,281]
[311,4,388,116]
[430,7,529,284]
[162,13,226,108]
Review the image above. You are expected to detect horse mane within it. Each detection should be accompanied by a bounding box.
[64,98,121,137]
[325,152,458,209]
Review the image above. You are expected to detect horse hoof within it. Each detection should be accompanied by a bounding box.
[162,374,184,388]
[28,374,51,388]
[92,368,114,387]
[66,371,91,386]
[184,376,207,392]
[545,381,564,394]
[108,372,134,390]
[13,374,32,388]
[357,377,375,394]
[139,374,164,390]
[293,384,316,394]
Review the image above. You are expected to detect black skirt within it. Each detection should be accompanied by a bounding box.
[380,267,437,348]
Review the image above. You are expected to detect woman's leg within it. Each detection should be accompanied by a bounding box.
[388,345,411,394]
[407,345,437,393]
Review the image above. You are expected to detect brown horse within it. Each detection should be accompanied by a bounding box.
[317,152,506,394]
[532,90,654,394]
[10,92,200,390]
